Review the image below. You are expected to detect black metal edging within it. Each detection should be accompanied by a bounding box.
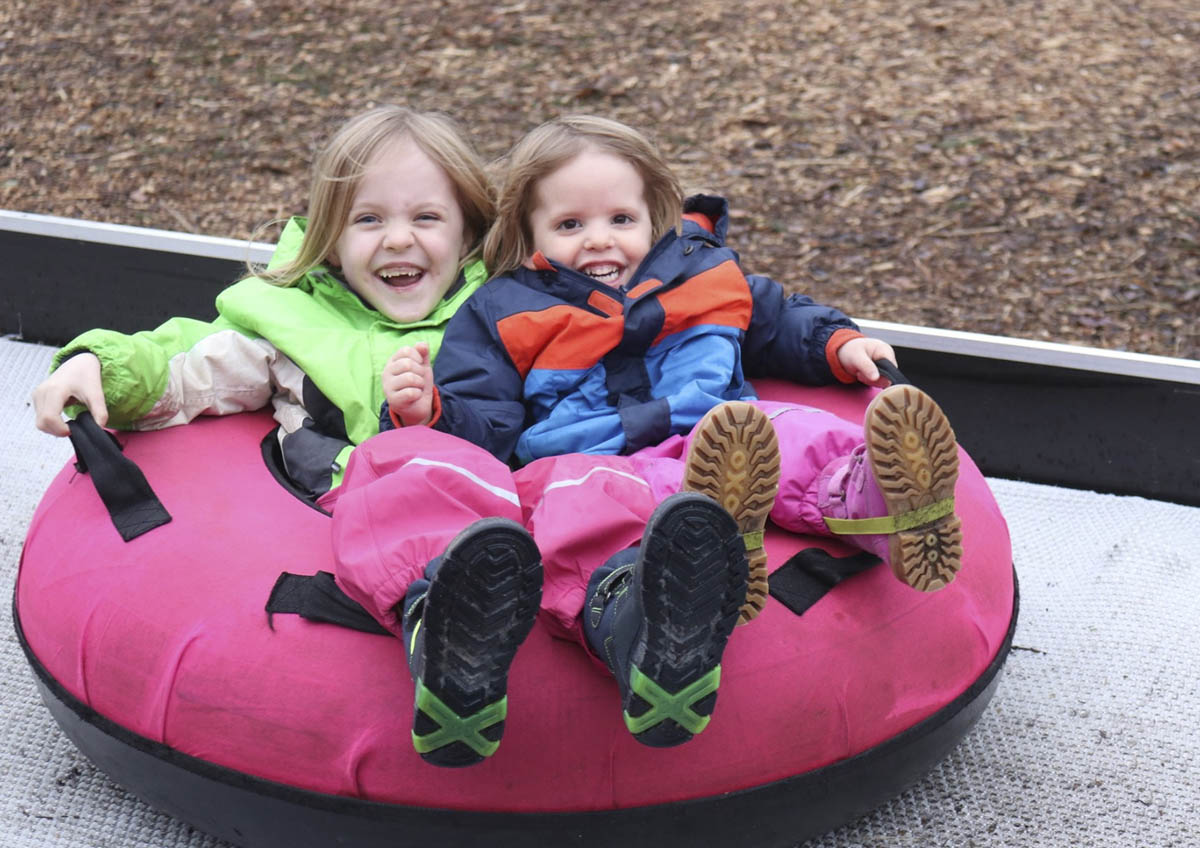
[894,348,1200,506]
[1,225,238,342]
[11,575,1018,848]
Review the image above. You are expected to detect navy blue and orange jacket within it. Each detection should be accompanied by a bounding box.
[420,195,863,465]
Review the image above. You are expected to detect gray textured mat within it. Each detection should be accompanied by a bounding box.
[2,337,1197,847]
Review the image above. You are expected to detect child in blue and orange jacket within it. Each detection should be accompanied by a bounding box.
[331,115,964,765]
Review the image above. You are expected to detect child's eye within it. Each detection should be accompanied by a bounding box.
[612,214,634,225]
[416,212,443,223]
[556,218,581,232]
[354,213,381,225]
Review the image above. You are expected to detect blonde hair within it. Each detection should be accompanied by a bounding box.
[253,106,494,287]
[483,115,683,275]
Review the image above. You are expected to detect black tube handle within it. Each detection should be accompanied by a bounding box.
[66,412,171,542]
[874,358,910,386]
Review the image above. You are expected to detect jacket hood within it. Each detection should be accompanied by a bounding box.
[682,195,731,244]
[265,216,308,272]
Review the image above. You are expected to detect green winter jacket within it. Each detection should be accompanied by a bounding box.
[53,217,487,497]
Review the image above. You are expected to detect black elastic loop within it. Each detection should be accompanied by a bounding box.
[266,571,390,635]
[768,548,881,617]
[875,358,910,386]
[66,412,172,542]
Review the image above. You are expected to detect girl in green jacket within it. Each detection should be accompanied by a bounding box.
[30,104,556,769]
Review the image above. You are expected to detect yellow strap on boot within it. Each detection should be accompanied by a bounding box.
[823,497,956,536]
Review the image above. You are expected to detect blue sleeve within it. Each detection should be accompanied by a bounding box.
[430,292,528,463]
[379,401,395,433]
[740,274,859,385]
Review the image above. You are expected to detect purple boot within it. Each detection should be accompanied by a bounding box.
[820,385,962,592]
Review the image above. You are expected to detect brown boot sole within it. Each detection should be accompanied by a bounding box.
[683,402,780,624]
[864,385,962,592]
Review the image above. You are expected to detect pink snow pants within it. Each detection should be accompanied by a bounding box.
[329,402,864,645]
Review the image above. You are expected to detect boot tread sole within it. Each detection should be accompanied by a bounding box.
[417,519,542,766]
[864,386,962,592]
[630,495,747,747]
[682,401,780,624]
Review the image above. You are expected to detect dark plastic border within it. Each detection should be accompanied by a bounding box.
[895,348,1200,506]
[1,226,233,342]
[13,575,1018,848]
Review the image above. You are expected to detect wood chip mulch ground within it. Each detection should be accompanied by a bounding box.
[2,0,1197,360]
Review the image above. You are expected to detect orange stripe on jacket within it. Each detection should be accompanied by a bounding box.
[587,289,623,317]
[825,327,866,383]
[498,305,625,377]
[626,279,662,300]
[389,384,443,429]
[652,259,753,347]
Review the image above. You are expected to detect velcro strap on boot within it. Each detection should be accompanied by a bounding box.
[823,496,955,536]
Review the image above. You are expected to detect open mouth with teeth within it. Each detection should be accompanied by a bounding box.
[377,267,425,288]
[580,263,623,286]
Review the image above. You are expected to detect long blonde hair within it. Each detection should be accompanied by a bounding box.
[254,106,494,286]
[483,115,683,275]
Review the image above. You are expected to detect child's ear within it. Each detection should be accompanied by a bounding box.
[326,249,340,268]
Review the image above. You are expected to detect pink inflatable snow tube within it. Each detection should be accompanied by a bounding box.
[15,378,1014,839]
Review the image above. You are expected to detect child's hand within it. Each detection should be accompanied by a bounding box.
[836,337,898,387]
[383,342,435,426]
[31,352,108,436]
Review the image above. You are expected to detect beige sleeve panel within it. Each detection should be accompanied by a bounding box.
[134,331,305,431]
[267,355,311,436]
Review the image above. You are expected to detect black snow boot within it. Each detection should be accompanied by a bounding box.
[400,517,542,767]
[582,493,748,747]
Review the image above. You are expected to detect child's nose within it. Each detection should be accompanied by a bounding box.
[583,225,613,249]
[384,223,414,250]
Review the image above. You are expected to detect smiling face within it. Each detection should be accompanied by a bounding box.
[525,146,653,289]
[328,136,466,324]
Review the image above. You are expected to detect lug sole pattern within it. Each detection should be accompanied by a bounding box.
[864,385,963,592]
[415,519,542,767]
[628,495,747,747]
[683,401,781,624]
